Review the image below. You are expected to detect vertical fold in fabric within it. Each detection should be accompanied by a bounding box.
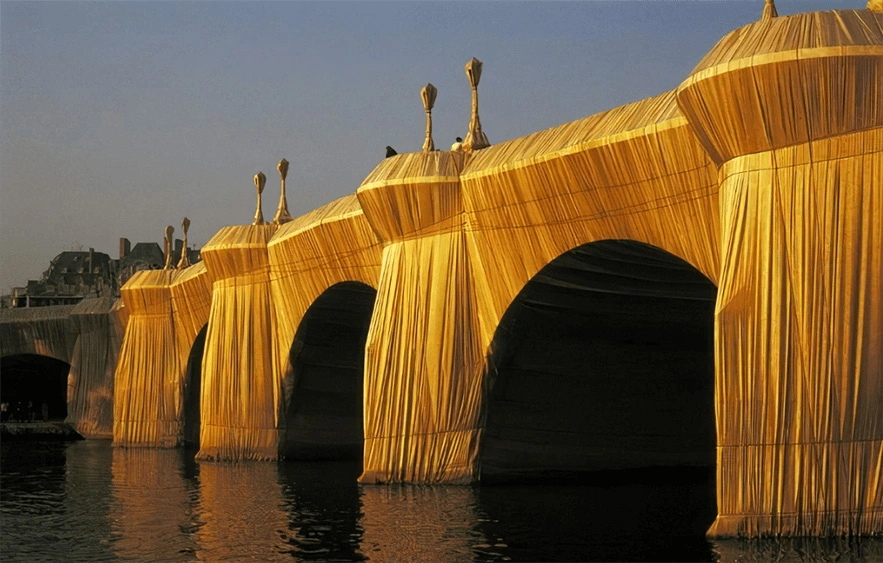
[357,152,484,483]
[267,195,382,453]
[710,129,882,537]
[361,231,484,483]
[67,296,126,438]
[197,224,281,460]
[113,270,181,446]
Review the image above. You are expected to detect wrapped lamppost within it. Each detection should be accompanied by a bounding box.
[177,217,191,269]
[462,57,490,152]
[421,83,437,152]
[273,158,293,224]
[162,225,175,270]
[253,172,266,225]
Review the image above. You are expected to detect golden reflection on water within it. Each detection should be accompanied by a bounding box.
[109,447,200,561]
[196,460,291,560]
[360,484,486,562]
[1,442,875,561]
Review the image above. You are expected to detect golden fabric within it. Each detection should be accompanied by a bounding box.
[197,224,281,460]
[66,297,126,438]
[677,9,883,164]
[113,269,181,446]
[710,128,882,536]
[360,231,484,483]
[268,195,382,457]
[104,6,881,538]
[0,297,124,438]
[170,261,212,364]
[461,88,721,350]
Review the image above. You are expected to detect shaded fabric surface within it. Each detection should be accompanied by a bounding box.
[0,298,124,439]
[67,297,126,438]
[0,304,79,362]
[268,195,382,460]
[281,282,375,459]
[480,241,717,480]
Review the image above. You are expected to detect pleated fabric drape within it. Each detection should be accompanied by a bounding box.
[461,88,721,351]
[100,5,881,539]
[113,269,181,446]
[198,224,281,460]
[356,152,485,483]
[66,296,126,438]
[268,194,382,452]
[0,304,79,361]
[361,231,485,483]
[710,128,882,537]
[0,297,124,438]
[170,261,213,366]
[674,8,883,536]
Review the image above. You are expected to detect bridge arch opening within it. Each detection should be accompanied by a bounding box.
[281,281,376,462]
[1,354,70,422]
[479,239,717,484]
[182,324,207,448]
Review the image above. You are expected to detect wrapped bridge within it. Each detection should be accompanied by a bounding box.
[25,7,883,538]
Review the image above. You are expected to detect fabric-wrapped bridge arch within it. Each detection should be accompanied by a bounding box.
[108,7,882,538]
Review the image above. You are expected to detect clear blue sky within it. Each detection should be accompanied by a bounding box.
[0,0,866,293]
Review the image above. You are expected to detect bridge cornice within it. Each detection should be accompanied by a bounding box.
[201,224,279,283]
[676,9,883,165]
[357,151,466,243]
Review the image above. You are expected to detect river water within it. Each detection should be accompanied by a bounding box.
[2,440,881,562]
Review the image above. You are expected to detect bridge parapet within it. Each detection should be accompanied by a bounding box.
[460,89,720,348]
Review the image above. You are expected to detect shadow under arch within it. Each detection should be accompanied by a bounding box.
[0,353,71,422]
[479,239,718,481]
[182,324,208,447]
[281,281,377,461]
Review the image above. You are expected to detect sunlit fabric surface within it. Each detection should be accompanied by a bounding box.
[357,153,485,483]
[674,9,883,536]
[113,270,181,446]
[103,7,882,538]
[710,129,882,536]
[197,224,281,460]
[267,195,382,459]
